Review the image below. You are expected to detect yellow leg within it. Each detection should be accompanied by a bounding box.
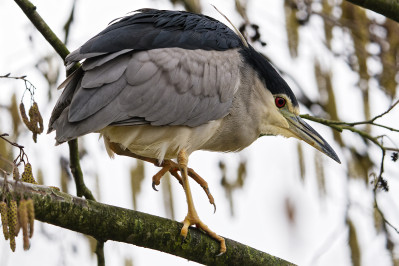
[177,150,226,254]
[152,160,216,212]
[107,140,216,209]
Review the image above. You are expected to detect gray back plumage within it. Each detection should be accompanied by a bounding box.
[48,9,243,143]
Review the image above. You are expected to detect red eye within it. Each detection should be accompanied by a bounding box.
[275,97,286,108]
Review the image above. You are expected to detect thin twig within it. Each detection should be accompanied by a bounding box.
[374,188,399,234]
[0,133,29,164]
[300,114,399,151]
[0,133,24,149]
[0,73,37,103]
[67,139,94,201]
[302,99,399,237]
[302,99,399,133]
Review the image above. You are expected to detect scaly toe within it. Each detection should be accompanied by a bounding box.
[195,220,226,255]
[180,219,190,239]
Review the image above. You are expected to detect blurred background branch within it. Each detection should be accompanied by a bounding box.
[345,0,399,23]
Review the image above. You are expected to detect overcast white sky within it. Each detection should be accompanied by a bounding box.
[1,1,398,266]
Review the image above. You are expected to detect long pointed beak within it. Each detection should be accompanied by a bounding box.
[285,114,341,164]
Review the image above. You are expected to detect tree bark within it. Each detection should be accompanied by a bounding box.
[0,178,295,266]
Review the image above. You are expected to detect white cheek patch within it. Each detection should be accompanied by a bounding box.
[260,124,296,139]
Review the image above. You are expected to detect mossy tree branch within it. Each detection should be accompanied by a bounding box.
[0,178,295,266]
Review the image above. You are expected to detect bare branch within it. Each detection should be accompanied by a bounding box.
[0,73,38,102]
[0,133,29,166]
[14,0,70,59]
[375,198,399,234]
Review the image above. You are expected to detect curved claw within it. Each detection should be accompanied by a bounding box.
[152,182,159,191]
[203,187,216,212]
[181,235,187,244]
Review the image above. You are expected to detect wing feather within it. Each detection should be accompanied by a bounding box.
[83,49,133,71]
[48,68,83,132]
[50,46,242,141]
[125,55,159,85]
[68,76,127,122]
[81,53,130,88]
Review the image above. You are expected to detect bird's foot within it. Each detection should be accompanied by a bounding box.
[151,160,178,191]
[151,160,216,212]
[181,212,226,255]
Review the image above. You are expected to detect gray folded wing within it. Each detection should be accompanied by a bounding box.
[49,47,242,143]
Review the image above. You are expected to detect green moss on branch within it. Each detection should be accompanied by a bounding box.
[0,178,295,266]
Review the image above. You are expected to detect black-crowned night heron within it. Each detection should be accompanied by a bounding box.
[48,8,340,254]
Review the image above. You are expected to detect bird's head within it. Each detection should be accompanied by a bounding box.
[259,91,340,163]
[243,47,340,164]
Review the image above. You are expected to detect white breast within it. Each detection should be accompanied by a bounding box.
[100,120,222,161]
